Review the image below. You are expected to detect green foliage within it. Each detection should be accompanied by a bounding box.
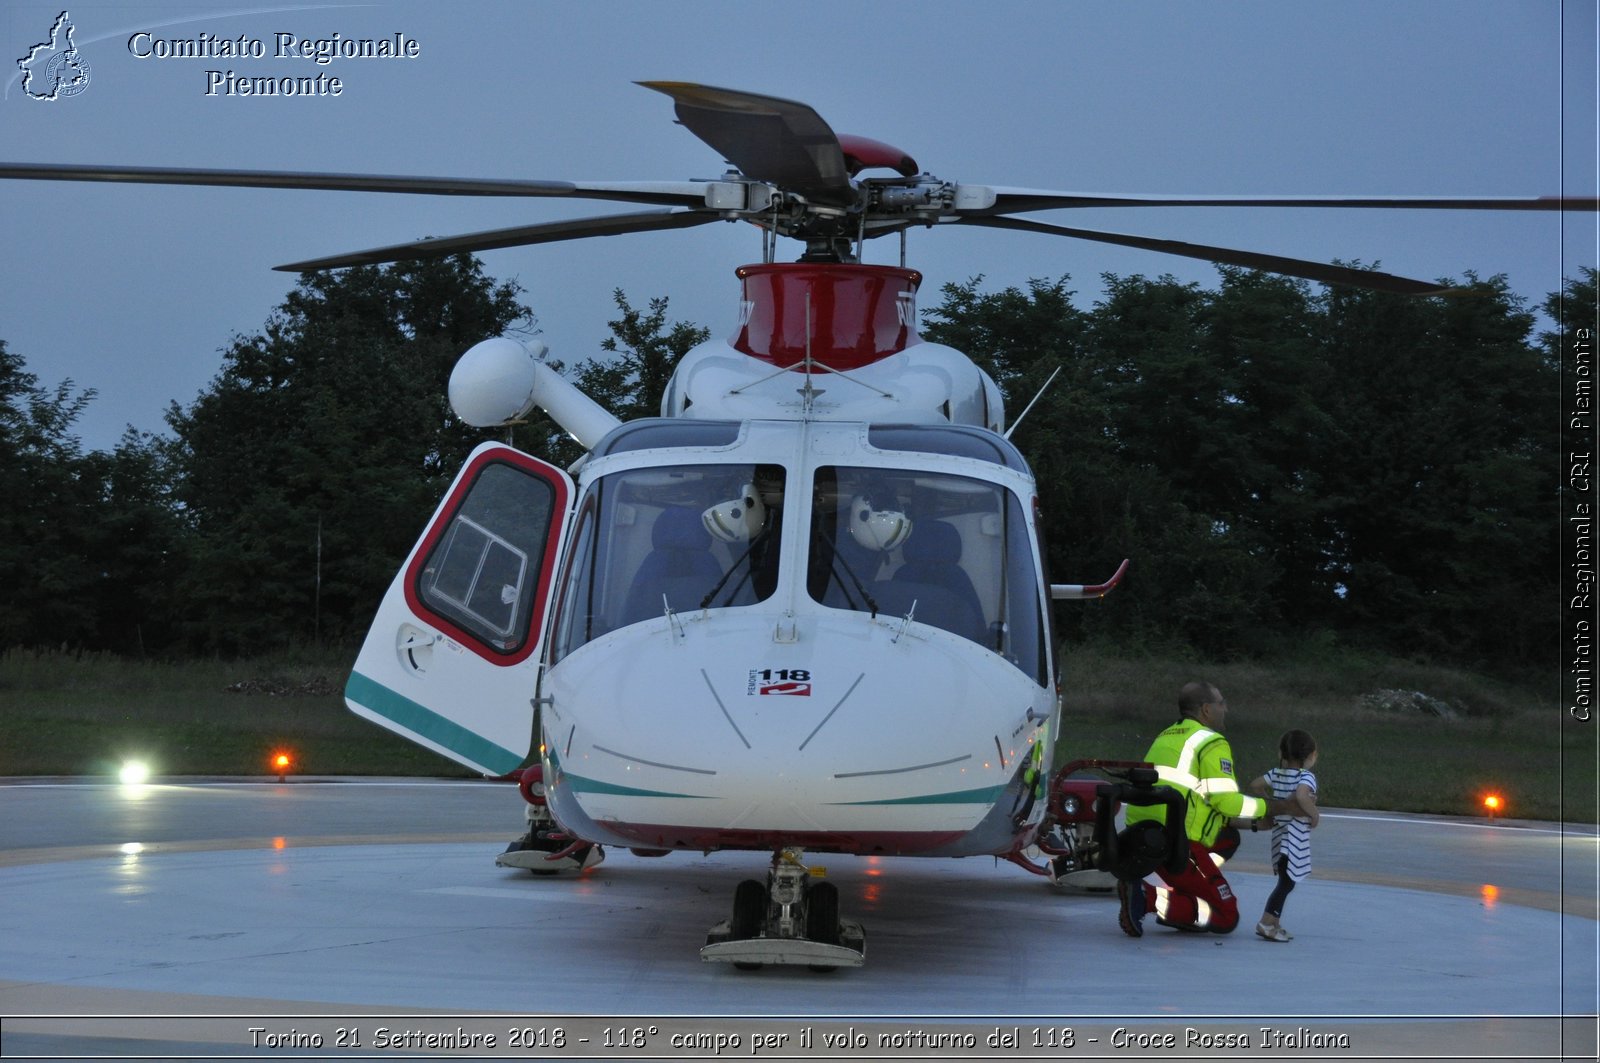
[74,430,187,653]
[924,267,1556,669]
[0,344,87,600]
[1542,267,1598,352]
[0,341,162,651]
[924,274,1281,657]
[588,289,711,421]
[163,255,534,654]
[1312,274,1552,661]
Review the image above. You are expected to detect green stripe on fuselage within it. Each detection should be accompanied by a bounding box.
[835,785,1008,806]
[560,773,713,800]
[544,747,710,800]
[345,670,526,775]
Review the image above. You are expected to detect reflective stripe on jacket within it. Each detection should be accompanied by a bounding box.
[1125,718,1267,846]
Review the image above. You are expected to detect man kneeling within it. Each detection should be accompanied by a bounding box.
[1116,681,1287,937]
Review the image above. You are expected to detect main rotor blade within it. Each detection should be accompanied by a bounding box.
[976,188,1600,217]
[0,162,707,208]
[276,209,723,272]
[960,215,1454,295]
[638,81,854,207]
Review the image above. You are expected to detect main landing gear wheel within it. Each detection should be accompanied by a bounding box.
[700,848,866,969]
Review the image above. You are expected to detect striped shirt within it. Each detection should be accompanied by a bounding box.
[1267,766,1317,882]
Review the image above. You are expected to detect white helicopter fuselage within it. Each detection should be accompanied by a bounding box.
[539,418,1058,859]
[347,262,1066,866]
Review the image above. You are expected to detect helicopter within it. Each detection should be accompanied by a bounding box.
[4,82,1593,968]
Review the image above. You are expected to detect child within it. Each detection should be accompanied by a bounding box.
[1248,730,1319,942]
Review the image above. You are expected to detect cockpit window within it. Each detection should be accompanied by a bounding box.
[550,463,785,660]
[808,466,1047,686]
[589,419,742,458]
[867,425,1031,472]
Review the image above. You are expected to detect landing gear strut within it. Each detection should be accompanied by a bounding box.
[700,848,866,969]
[494,765,605,874]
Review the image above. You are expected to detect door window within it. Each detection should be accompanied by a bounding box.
[409,456,563,660]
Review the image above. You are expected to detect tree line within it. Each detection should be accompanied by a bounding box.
[924,267,1592,667]
[2,254,1589,673]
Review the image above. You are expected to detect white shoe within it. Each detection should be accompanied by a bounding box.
[1255,921,1292,942]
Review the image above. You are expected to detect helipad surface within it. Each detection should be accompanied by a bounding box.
[0,780,1594,1060]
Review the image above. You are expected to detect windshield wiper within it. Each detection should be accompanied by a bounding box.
[820,531,879,618]
[699,532,767,610]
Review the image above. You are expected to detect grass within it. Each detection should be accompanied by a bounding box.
[1053,644,1593,824]
[1,645,1591,824]
[0,648,473,780]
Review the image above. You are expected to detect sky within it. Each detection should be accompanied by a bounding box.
[1,0,1595,453]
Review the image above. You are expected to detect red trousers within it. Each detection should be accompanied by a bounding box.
[1142,829,1241,933]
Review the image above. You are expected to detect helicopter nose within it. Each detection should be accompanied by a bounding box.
[543,613,1047,850]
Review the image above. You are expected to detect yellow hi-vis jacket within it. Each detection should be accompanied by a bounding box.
[1125,718,1268,847]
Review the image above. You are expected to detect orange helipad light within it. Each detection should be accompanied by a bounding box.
[272,752,293,780]
[1483,793,1503,816]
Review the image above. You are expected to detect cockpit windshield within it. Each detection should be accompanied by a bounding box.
[551,463,785,661]
[548,456,1047,687]
[808,466,1048,686]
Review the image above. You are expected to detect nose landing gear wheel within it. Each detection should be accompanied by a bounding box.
[730,879,769,969]
[805,881,840,944]
[804,880,841,972]
[700,849,867,968]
